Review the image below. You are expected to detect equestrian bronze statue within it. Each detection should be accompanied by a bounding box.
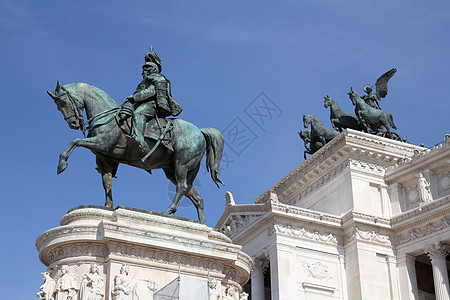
[47,47,224,224]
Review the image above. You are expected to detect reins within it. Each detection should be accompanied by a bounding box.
[60,85,87,137]
[60,86,124,136]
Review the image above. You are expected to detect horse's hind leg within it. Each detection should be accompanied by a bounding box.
[162,166,190,216]
[96,156,116,208]
[184,164,205,223]
[186,188,205,224]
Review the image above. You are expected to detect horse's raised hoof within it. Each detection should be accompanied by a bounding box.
[105,203,113,208]
[57,161,68,174]
[162,207,175,216]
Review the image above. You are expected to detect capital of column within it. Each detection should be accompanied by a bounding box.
[424,242,448,261]
[253,258,269,273]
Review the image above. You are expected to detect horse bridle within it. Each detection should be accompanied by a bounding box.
[57,86,87,137]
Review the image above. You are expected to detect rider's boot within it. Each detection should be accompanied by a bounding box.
[132,113,150,154]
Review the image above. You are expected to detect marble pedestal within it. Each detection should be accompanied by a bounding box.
[36,205,252,300]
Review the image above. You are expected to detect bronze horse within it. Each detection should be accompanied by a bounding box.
[348,88,397,138]
[47,81,224,223]
[324,95,363,132]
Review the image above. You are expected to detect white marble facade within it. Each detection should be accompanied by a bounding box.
[216,130,450,300]
[36,206,252,300]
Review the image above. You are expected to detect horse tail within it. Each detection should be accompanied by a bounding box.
[387,113,397,130]
[201,128,225,188]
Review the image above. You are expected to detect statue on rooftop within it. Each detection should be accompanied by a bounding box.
[361,68,397,110]
[301,114,339,158]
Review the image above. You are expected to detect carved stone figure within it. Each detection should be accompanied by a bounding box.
[79,263,105,300]
[54,265,77,300]
[225,191,235,206]
[239,292,249,300]
[418,173,433,203]
[208,278,221,300]
[302,261,332,280]
[225,285,236,299]
[48,51,225,224]
[361,68,397,110]
[112,264,138,300]
[124,45,183,154]
[37,271,55,300]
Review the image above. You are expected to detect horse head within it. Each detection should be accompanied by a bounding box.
[298,129,311,141]
[324,95,332,108]
[347,87,359,106]
[47,81,84,130]
[303,114,312,128]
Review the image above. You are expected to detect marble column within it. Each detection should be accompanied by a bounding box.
[251,259,266,300]
[424,243,450,300]
[397,254,419,299]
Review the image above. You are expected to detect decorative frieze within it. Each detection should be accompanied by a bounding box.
[222,214,263,237]
[345,227,391,246]
[269,223,342,245]
[348,158,386,176]
[394,216,450,246]
[101,222,241,254]
[270,203,341,224]
[47,243,108,264]
[108,241,225,273]
[341,210,391,226]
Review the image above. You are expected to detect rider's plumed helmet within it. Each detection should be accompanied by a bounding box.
[142,61,159,73]
[144,45,162,73]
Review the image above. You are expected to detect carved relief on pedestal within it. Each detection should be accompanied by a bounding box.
[54,265,78,300]
[111,264,138,300]
[37,272,55,300]
[79,263,105,300]
[302,261,333,280]
[224,284,237,300]
[239,291,249,300]
[208,277,220,300]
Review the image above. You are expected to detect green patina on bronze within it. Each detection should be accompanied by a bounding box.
[47,46,224,224]
[300,68,406,159]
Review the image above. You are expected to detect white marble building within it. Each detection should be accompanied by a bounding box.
[216,130,450,300]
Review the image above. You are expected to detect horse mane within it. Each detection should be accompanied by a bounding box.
[64,82,120,108]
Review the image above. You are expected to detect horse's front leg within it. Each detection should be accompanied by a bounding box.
[57,137,108,174]
[356,112,369,133]
[96,156,116,207]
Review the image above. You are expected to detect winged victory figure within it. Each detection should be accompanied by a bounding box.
[361,68,397,110]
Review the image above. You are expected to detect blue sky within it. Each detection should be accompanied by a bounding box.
[0,1,449,298]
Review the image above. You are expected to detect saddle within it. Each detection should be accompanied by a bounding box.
[119,116,174,152]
